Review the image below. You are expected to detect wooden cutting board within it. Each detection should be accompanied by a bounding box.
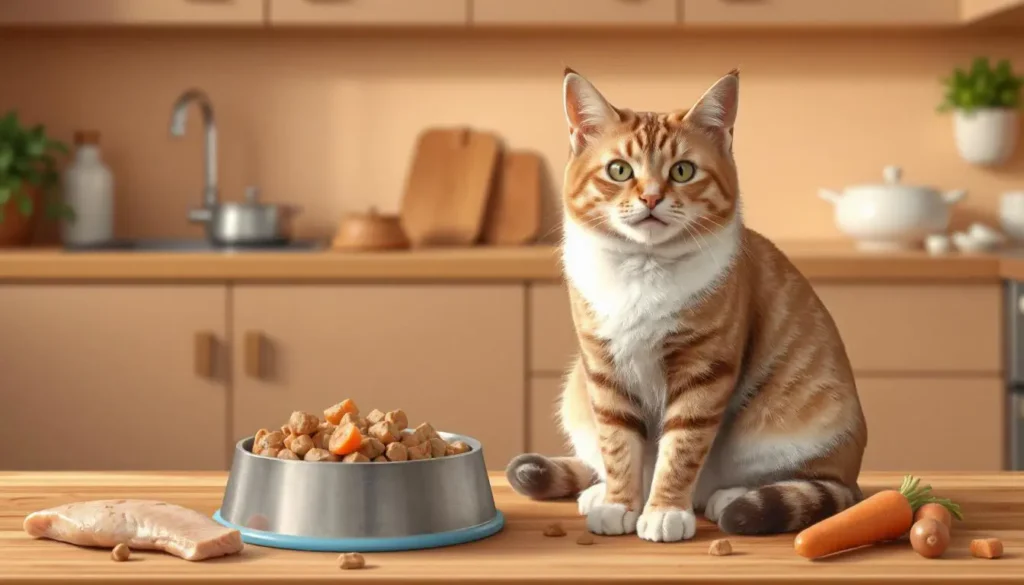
[399,127,501,247]
[479,150,542,246]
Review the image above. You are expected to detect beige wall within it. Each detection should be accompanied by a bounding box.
[1,28,1023,242]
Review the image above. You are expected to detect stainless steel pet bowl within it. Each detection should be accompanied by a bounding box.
[213,432,504,552]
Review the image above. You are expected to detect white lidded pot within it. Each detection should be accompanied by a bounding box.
[819,165,967,252]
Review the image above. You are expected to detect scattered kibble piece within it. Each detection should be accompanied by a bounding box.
[970,538,1004,559]
[338,552,365,570]
[288,411,320,436]
[708,539,733,556]
[543,523,567,537]
[276,449,300,461]
[111,543,131,562]
[576,532,595,545]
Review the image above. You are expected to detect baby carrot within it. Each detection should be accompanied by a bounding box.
[794,475,963,560]
[329,424,363,456]
[324,399,359,425]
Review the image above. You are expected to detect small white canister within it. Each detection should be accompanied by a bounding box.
[61,130,113,246]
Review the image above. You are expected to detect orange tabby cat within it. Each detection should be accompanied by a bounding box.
[506,68,867,542]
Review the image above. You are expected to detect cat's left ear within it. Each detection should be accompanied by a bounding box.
[683,69,739,147]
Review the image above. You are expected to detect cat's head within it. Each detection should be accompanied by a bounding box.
[561,68,741,247]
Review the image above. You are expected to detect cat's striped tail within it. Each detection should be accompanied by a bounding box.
[717,479,863,535]
[505,453,599,499]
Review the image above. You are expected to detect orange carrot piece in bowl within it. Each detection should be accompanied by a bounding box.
[329,424,363,456]
[324,399,359,425]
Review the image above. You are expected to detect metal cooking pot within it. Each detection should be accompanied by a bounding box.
[189,186,301,247]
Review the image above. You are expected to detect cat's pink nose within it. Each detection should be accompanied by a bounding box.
[639,193,664,209]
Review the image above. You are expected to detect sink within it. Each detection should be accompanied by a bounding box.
[64,238,325,253]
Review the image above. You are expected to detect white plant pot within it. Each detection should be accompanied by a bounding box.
[953,107,1019,166]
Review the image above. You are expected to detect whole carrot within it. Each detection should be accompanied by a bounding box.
[794,475,963,560]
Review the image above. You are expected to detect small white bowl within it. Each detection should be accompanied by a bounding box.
[968,222,1006,248]
[952,231,993,253]
[925,234,952,255]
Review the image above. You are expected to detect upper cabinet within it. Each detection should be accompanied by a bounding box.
[472,0,677,26]
[680,0,961,27]
[0,0,264,25]
[267,0,468,26]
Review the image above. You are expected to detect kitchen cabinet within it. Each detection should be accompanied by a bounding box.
[857,376,1004,471]
[0,285,229,471]
[679,0,960,27]
[231,285,525,470]
[815,283,1002,374]
[0,0,264,25]
[472,0,677,26]
[268,0,468,26]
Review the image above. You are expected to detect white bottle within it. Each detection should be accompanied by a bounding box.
[61,130,114,246]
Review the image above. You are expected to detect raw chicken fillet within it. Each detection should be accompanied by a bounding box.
[23,499,244,561]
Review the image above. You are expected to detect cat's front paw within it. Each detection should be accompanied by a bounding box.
[586,503,639,535]
[577,483,606,515]
[637,506,697,542]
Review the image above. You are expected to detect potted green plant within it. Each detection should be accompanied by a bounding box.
[0,111,74,246]
[939,57,1023,167]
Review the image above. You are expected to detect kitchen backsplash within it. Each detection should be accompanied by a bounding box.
[1,28,1023,243]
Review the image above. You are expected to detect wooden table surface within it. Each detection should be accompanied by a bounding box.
[2,471,1023,584]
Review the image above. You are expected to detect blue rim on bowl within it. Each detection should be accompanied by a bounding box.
[212,509,505,552]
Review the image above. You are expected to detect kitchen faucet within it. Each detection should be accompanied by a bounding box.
[169,89,218,224]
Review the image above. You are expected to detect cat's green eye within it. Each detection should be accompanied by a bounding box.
[669,161,697,183]
[606,160,634,182]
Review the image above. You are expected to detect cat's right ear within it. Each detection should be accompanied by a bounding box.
[563,68,619,155]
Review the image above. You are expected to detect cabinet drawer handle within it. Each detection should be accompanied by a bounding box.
[194,331,216,378]
[245,331,265,379]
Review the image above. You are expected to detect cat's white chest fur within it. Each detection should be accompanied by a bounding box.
[561,218,741,414]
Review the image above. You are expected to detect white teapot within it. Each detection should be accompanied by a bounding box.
[819,165,967,252]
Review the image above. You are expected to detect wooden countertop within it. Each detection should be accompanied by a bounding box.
[1,471,1023,584]
[0,242,1015,283]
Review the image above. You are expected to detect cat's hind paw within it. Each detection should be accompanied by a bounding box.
[586,503,639,535]
[577,483,606,515]
[637,507,697,542]
[704,487,749,522]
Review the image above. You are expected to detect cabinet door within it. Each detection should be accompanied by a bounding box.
[0,0,264,25]
[472,0,677,25]
[680,0,959,26]
[857,377,1004,471]
[0,285,229,470]
[232,285,525,470]
[268,0,468,25]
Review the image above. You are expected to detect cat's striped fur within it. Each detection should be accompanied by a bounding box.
[506,69,867,542]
